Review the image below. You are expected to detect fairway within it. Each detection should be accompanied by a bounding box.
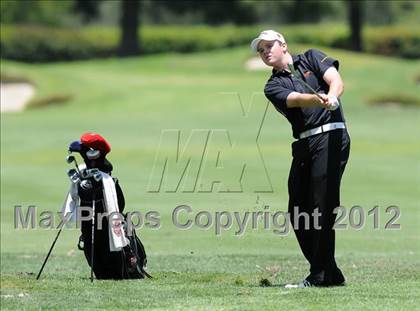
[1,45,420,310]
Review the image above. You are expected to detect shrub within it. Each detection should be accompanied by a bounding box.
[1,24,418,63]
[364,27,420,59]
[0,25,115,62]
[0,24,257,62]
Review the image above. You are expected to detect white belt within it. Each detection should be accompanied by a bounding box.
[299,122,346,139]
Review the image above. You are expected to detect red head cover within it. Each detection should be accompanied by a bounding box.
[80,132,111,155]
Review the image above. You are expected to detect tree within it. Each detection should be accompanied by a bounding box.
[118,0,140,56]
[147,0,256,25]
[347,0,363,52]
[288,0,334,24]
[73,0,100,23]
[74,0,141,57]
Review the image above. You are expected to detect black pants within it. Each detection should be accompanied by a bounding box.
[288,129,350,283]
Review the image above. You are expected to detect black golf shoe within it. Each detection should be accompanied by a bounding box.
[330,267,346,286]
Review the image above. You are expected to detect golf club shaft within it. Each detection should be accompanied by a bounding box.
[288,64,323,100]
[90,194,95,282]
[36,227,63,280]
[296,77,323,100]
[73,158,81,175]
[36,193,70,280]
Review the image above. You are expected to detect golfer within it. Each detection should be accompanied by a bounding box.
[251,30,350,287]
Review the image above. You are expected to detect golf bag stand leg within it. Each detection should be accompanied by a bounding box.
[90,193,96,282]
[36,227,63,280]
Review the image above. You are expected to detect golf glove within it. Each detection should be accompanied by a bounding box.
[327,95,340,111]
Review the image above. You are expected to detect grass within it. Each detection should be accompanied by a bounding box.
[1,45,420,310]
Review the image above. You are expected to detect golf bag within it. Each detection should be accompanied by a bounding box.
[76,177,150,279]
[66,133,151,280]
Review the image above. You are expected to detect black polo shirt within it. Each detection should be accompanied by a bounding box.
[264,49,345,139]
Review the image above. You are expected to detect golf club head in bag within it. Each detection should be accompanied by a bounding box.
[67,168,80,184]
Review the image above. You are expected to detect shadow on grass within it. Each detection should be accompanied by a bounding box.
[27,94,73,109]
[367,94,420,108]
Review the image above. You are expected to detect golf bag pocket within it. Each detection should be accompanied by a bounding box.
[79,209,151,280]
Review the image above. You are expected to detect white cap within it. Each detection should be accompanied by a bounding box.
[250,30,286,52]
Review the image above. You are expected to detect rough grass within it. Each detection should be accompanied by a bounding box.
[1,45,420,310]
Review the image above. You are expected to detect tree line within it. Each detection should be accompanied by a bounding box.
[1,0,418,56]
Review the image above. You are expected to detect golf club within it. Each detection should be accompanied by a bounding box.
[36,226,63,280]
[287,63,323,100]
[36,190,75,281]
[66,155,81,174]
[90,192,96,282]
[81,168,102,181]
[67,168,80,184]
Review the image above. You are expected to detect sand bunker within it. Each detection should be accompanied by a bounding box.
[1,83,35,112]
